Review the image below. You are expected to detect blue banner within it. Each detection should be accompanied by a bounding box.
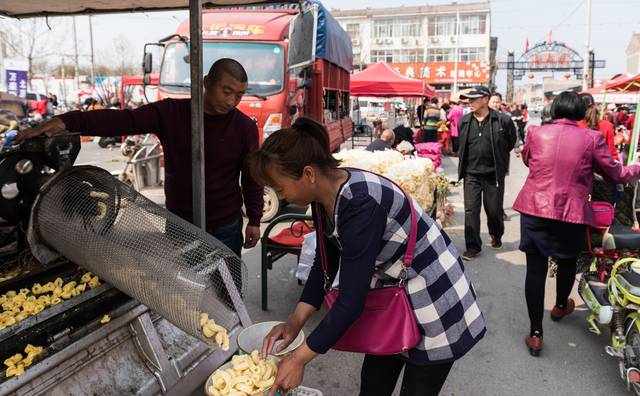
[6,69,27,98]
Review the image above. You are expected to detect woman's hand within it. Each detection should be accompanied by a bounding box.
[261,321,302,357]
[268,343,317,396]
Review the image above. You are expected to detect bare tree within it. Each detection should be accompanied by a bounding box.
[112,34,134,76]
[0,18,63,90]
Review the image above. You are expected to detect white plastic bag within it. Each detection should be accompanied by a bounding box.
[296,232,317,282]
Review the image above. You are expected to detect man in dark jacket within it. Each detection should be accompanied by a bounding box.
[457,86,517,260]
[17,58,263,257]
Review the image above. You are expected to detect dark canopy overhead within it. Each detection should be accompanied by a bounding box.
[0,0,291,18]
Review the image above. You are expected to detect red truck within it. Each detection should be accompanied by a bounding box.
[144,1,353,220]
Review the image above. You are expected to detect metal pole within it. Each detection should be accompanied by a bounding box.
[72,17,80,92]
[452,7,460,95]
[88,15,96,85]
[190,0,206,229]
[583,0,592,91]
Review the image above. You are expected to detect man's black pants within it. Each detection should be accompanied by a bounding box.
[463,173,505,252]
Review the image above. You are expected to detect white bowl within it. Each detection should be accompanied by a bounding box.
[238,321,305,356]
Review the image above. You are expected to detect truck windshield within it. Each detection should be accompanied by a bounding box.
[160,41,285,97]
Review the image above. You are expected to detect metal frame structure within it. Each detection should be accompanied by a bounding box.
[498,41,606,102]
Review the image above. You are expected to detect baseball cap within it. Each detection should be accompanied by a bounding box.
[459,85,491,99]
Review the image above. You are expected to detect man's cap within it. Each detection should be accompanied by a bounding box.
[459,86,491,99]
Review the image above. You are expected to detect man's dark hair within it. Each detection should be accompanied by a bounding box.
[431,97,439,105]
[550,91,586,121]
[207,58,248,83]
[491,92,503,101]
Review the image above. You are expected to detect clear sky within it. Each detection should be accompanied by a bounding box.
[3,0,639,91]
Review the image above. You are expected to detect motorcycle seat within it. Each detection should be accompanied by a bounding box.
[617,269,640,296]
[606,222,640,249]
[588,280,610,306]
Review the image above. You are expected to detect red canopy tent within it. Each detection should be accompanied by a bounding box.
[350,62,436,98]
[605,73,640,92]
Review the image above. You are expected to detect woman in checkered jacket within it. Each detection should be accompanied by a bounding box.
[251,117,486,396]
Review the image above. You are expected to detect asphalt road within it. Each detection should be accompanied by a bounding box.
[76,131,631,396]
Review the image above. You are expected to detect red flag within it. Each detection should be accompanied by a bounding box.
[547,30,553,44]
[524,37,529,52]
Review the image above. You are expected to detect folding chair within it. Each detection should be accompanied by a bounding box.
[261,213,313,310]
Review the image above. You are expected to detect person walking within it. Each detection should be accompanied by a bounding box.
[513,91,640,356]
[448,99,464,156]
[253,117,485,396]
[418,97,442,143]
[457,86,517,260]
[578,93,619,161]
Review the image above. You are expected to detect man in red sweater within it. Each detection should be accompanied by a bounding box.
[17,58,263,257]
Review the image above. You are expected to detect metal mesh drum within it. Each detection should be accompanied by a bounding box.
[30,165,247,347]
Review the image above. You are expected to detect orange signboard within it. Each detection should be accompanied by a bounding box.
[390,61,490,84]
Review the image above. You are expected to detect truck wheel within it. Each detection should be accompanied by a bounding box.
[261,187,280,223]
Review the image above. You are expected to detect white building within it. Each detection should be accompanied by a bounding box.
[332,1,494,94]
[627,32,640,75]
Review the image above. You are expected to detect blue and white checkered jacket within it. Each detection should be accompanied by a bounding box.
[332,169,486,363]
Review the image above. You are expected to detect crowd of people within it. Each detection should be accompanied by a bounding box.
[10,53,640,396]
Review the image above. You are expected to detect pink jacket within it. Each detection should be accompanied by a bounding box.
[513,119,640,226]
[447,105,463,138]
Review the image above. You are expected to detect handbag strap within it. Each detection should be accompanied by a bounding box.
[402,195,418,268]
[314,188,418,279]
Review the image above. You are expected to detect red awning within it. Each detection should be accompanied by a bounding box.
[605,74,640,92]
[350,62,435,98]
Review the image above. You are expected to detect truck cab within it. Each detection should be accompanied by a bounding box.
[146,2,353,220]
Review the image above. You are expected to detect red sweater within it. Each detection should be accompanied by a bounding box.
[58,98,263,229]
[578,119,619,161]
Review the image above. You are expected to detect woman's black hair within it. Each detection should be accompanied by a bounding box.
[248,117,340,186]
[549,91,586,121]
[579,92,595,109]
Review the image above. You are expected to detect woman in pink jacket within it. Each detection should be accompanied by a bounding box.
[513,91,640,356]
[447,101,464,155]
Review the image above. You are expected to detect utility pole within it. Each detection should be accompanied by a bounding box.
[88,15,96,86]
[583,0,592,90]
[452,6,460,96]
[72,16,80,91]
[60,56,67,107]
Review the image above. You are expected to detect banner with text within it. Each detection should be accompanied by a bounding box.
[390,61,490,85]
[5,69,28,98]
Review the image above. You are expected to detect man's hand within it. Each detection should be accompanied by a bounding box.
[15,118,66,143]
[244,225,260,249]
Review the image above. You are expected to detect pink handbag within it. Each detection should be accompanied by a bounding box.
[591,201,614,229]
[317,196,422,355]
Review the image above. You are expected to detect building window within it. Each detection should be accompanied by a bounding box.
[393,49,424,63]
[459,15,483,35]
[396,17,422,37]
[371,50,394,63]
[373,19,394,38]
[427,48,454,62]
[429,15,456,36]
[459,47,485,62]
[346,23,360,40]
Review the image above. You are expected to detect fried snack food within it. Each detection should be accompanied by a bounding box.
[207,351,278,396]
[200,313,230,351]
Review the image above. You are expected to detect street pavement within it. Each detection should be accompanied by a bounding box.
[76,137,630,396]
